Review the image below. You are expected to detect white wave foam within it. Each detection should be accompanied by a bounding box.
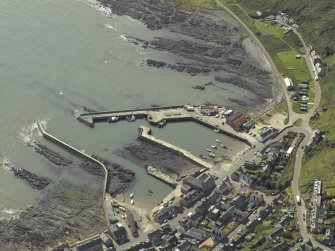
[78,0,112,17]
[73,108,81,118]
[17,118,50,145]
[105,23,117,31]
[0,156,14,171]
[2,208,16,215]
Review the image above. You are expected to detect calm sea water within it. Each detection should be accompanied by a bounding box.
[0,0,252,218]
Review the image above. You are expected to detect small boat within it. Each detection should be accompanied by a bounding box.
[214,129,220,133]
[206,149,212,152]
[131,199,134,205]
[216,139,221,143]
[130,193,134,198]
[148,189,153,193]
[211,145,217,149]
[126,115,136,122]
[199,154,207,159]
[208,153,215,158]
[221,144,227,148]
[107,116,119,122]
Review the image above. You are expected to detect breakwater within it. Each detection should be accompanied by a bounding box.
[37,121,110,226]
[146,165,177,188]
[77,105,252,146]
[138,126,213,169]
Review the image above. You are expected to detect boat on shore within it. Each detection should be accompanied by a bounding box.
[206,148,212,152]
[221,144,227,148]
[214,128,220,133]
[216,139,221,143]
[199,154,207,159]
[211,145,217,149]
[130,193,134,198]
[131,199,134,205]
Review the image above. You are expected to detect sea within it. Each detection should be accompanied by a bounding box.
[0,0,255,218]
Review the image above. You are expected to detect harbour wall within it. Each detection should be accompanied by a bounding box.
[138,126,212,169]
[36,121,110,226]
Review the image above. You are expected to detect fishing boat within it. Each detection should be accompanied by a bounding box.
[131,199,134,205]
[211,145,217,149]
[206,149,212,152]
[221,144,227,149]
[216,139,221,143]
[130,193,134,198]
[214,128,220,133]
[199,154,207,159]
[126,115,136,122]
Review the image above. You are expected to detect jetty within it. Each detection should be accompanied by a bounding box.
[138,126,213,169]
[77,105,252,145]
[146,165,177,188]
[36,121,110,226]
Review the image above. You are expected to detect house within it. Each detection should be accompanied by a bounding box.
[211,228,227,242]
[272,241,289,251]
[148,229,164,246]
[208,205,220,220]
[243,160,256,169]
[200,105,218,116]
[180,218,198,229]
[249,191,264,207]
[176,240,201,251]
[233,207,248,222]
[52,244,70,251]
[196,200,211,215]
[243,121,254,130]
[231,115,249,131]
[181,190,203,208]
[231,196,247,210]
[216,206,234,226]
[155,206,178,223]
[99,232,114,248]
[109,222,129,245]
[284,77,294,91]
[324,229,335,245]
[126,210,139,238]
[183,173,215,195]
[160,235,178,250]
[76,238,103,251]
[277,213,293,228]
[181,184,192,194]
[184,227,209,242]
[226,112,243,126]
[257,127,278,143]
[217,177,233,194]
[206,190,221,204]
[231,171,253,186]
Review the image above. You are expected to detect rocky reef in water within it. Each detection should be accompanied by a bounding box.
[99,0,273,109]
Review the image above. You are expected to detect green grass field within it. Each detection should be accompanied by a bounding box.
[300,149,335,194]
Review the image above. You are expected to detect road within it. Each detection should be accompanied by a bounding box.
[215,1,330,250]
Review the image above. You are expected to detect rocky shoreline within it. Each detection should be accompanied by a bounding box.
[116,139,202,177]
[99,0,273,109]
[0,182,105,251]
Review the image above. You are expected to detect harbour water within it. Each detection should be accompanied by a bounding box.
[0,0,264,217]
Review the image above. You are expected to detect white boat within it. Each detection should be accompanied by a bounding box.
[126,115,136,122]
[221,144,227,148]
[206,148,212,152]
[211,145,217,149]
[214,129,220,133]
[107,116,119,122]
[208,153,215,158]
[130,199,134,205]
[216,139,221,143]
[130,193,134,198]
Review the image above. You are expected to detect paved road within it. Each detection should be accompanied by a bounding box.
[215,1,331,250]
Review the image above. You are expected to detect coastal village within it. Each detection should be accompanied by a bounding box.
[47,102,322,251]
